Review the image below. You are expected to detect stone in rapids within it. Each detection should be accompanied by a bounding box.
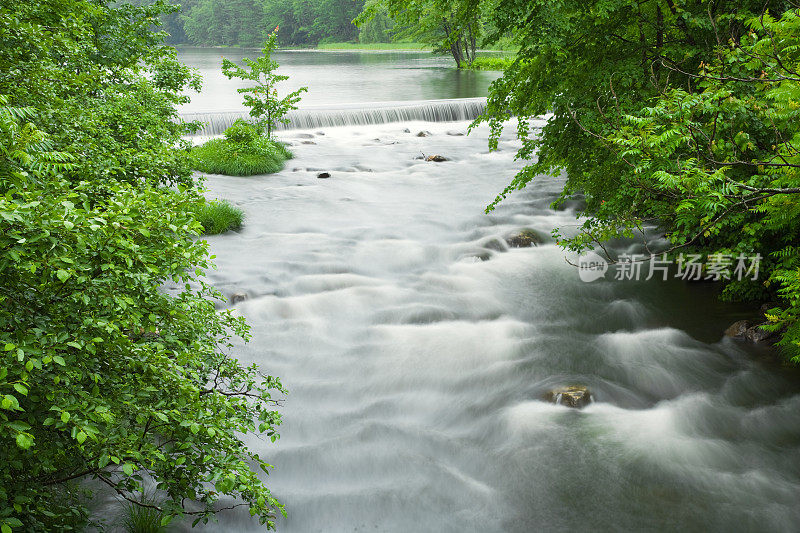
[544,386,592,409]
[230,293,248,304]
[506,230,539,248]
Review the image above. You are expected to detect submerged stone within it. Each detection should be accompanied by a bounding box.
[544,386,591,409]
[230,293,248,304]
[317,172,331,179]
[416,130,432,137]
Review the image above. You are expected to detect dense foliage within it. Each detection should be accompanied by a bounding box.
[477,1,800,358]
[356,0,483,67]
[136,0,367,46]
[0,1,285,530]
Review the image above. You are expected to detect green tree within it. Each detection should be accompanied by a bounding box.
[356,0,482,67]
[476,1,800,358]
[222,31,308,137]
[0,0,285,529]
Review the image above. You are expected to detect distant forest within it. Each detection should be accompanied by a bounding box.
[139,0,394,47]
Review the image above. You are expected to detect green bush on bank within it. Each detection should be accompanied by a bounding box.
[191,120,293,176]
[465,56,515,71]
[190,199,244,235]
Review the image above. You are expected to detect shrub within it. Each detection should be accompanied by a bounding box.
[190,199,244,235]
[467,57,515,71]
[223,119,260,145]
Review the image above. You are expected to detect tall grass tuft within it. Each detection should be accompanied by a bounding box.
[191,136,292,176]
[189,199,244,235]
[119,492,169,533]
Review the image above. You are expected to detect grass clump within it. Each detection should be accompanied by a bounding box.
[189,199,244,235]
[191,120,292,176]
[118,492,169,533]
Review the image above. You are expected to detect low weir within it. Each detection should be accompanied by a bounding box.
[180,97,487,136]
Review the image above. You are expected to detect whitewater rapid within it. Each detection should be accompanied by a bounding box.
[190,119,800,532]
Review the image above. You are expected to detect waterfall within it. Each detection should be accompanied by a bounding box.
[180,98,487,136]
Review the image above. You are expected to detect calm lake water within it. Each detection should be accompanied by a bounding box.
[136,50,800,532]
[176,48,502,113]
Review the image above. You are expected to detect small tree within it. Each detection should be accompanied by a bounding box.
[221,30,308,137]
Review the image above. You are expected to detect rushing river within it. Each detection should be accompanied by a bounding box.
[170,50,800,531]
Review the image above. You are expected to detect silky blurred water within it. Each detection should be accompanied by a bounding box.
[178,119,800,532]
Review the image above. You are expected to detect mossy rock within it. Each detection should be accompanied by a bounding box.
[506,230,539,248]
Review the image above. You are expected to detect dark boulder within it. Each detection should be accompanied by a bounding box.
[745,324,778,344]
[724,320,750,338]
[416,130,432,137]
[426,155,448,162]
[317,172,331,179]
[230,293,248,304]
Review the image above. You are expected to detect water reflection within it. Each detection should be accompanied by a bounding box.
[176,47,502,112]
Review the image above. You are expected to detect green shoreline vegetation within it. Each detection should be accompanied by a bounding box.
[0,1,286,530]
[315,41,429,50]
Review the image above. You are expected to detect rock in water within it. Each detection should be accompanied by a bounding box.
[426,155,448,162]
[724,320,750,337]
[230,293,248,304]
[506,230,539,248]
[544,386,591,409]
[317,172,331,179]
[745,324,778,344]
[416,130,432,137]
[446,130,465,136]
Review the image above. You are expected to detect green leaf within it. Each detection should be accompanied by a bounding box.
[16,433,33,449]
[122,463,134,476]
[56,269,70,282]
